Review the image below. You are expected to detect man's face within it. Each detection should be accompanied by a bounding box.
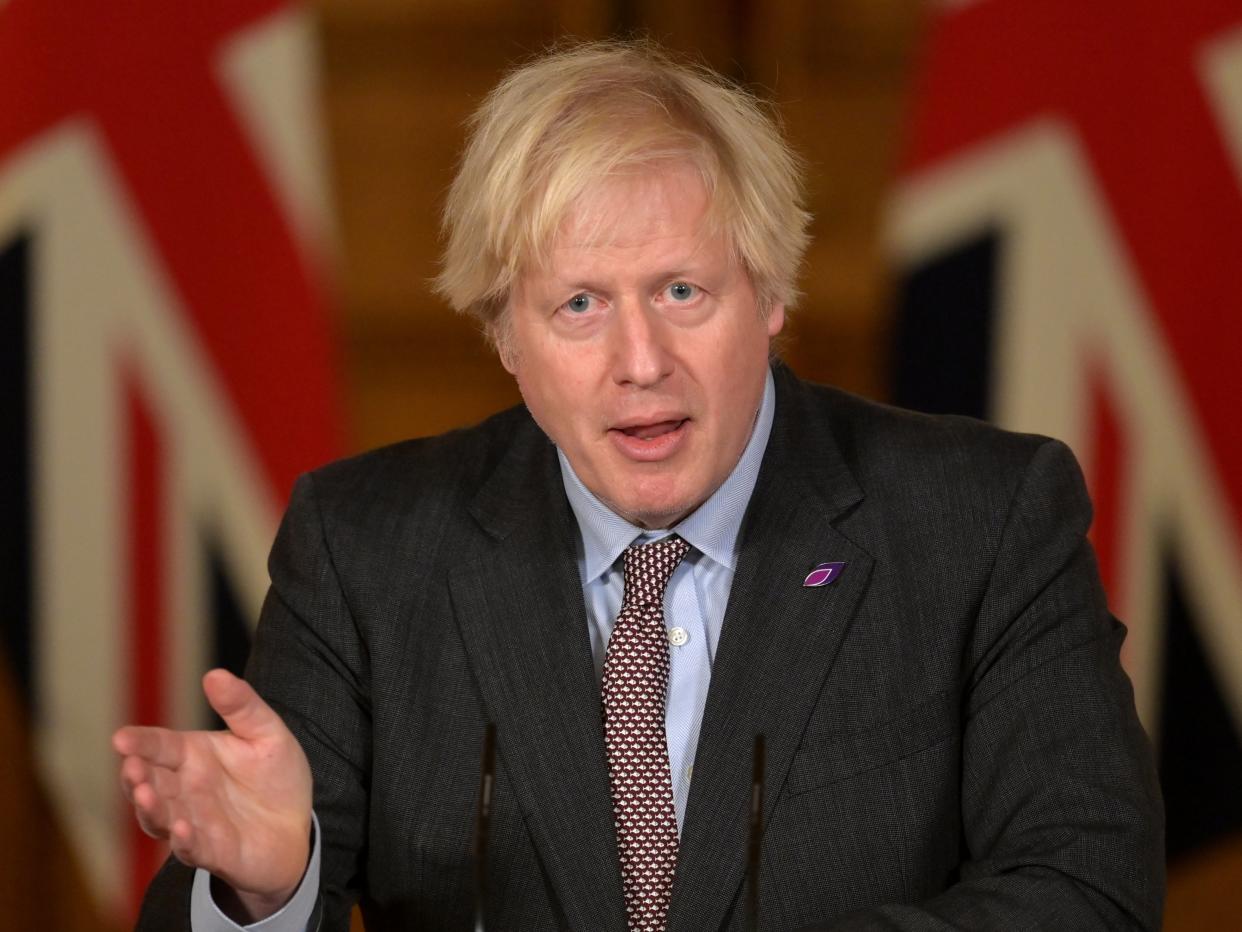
[503,163,783,529]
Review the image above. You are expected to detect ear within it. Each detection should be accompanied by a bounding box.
[766,302,786,338]
[490,311,519,374]
[498,340,519,375]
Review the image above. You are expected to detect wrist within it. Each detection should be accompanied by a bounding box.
[211,876,301,924]
[210,817,314,924]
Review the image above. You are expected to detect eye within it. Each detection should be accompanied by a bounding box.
[665,281,699,302]
[563,293,595,314]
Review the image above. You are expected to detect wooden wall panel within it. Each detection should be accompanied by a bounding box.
[317,0,560,449]
[1167,835,1242,931]
[317,0,924,451]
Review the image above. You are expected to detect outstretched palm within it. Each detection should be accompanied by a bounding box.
[114,669,312,917]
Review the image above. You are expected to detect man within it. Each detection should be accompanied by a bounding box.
[114,41,1164,930]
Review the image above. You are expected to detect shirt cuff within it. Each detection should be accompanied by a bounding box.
[190,812,321,932]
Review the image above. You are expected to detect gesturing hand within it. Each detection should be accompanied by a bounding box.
[113,669,313,921]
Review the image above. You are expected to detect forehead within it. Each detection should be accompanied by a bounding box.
[547,164,723,268]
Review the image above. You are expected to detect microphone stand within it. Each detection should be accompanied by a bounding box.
[747,733,765,932]
[470,726,763,931]
[472,722,497,932]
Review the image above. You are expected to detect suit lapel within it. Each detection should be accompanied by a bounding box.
[667,369,875,932]
[447,371,875,931]
[448,424,629,931]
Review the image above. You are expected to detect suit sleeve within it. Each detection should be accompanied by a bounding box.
[809,439,1165,932]
[137,473,364,932]
[245,472,370,931]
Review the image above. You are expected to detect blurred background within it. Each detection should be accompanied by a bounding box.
[2,1,1241,929]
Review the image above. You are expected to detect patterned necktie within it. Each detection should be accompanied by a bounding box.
[602,535,691,932]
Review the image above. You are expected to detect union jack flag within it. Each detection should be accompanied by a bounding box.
[0,2,342,921]
[890,0,1242,878]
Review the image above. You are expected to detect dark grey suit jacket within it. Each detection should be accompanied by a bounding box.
[140,366,1164,931]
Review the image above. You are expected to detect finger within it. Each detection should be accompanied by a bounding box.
[132,784,216,871]
[112,725,187,770]
[132,759,182,801]
[131,780,173,840]
[202,669,286,742]
[168,812,230,875]
[121,759,177,811]
[156,809,211,870]
[120,754,152,803]
[168,818,196,866]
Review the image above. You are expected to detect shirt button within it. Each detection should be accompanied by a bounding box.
[685,765,694,781]
[668,626,689,647]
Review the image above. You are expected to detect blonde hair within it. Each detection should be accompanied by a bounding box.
[433,39,811,348]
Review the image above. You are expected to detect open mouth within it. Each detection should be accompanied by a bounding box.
[609,418,690,461]
[618,419,686,440]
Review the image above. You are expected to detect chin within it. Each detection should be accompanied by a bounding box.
[591,463,708,529]
[615,490,699,530]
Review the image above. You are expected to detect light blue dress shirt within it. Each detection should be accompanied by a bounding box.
[191,370,776,930]
[559,368,775,830]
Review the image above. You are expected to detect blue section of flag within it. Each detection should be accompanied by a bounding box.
[0,232,33,710]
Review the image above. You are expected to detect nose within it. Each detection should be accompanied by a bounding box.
[608,298,674,388]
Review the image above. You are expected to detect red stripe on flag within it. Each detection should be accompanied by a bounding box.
[900,0,1242,542]
[0,0,342,505]
[124,372,168,919]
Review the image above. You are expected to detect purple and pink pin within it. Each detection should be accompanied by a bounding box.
[802,562,845,587]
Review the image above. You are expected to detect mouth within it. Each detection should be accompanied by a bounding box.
[608,417,690,461]
[619,419,685,440]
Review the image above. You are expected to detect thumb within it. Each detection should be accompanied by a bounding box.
[202,669,284,742]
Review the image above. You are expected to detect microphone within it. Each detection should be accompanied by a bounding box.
[472,722,497,932]
[747,733,765,932]
[469,726,764,930]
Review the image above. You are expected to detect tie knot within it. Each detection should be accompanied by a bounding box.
[621,535,691,609]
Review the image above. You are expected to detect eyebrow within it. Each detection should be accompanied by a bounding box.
[554,263,718,295]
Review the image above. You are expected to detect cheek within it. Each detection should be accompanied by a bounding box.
[522,342,605,404]
[512,364,591,449]
[703,334,769,436]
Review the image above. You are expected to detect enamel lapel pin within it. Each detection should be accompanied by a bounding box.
[802,562,846,587]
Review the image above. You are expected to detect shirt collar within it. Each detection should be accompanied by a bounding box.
[559,367,776,585]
